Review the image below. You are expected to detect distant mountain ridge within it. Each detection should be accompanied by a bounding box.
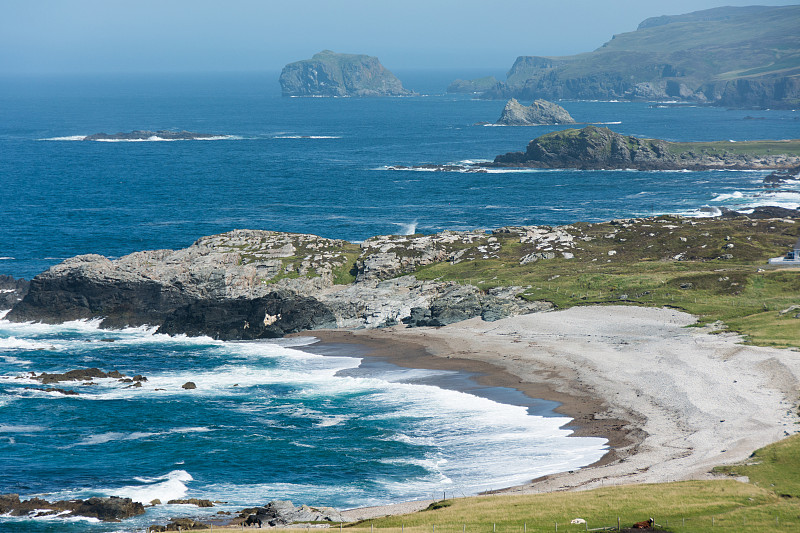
[461,5,800,109]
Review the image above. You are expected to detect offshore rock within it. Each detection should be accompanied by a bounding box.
[489,126,800,171]
[495,98,577,125]
[84,130,222,141]
[279,50,414,97]
[0,494,145,522]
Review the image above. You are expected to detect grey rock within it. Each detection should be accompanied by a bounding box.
[181,382,196,390]
[242,500,344,526]
[0,275,29,309]
[496,98,577,125]
[0,494,145,522]
[280,50,414,97]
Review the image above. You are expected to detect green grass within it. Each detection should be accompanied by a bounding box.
[335,436,800,533]
[669,139,800,157]
[411,216,800,349]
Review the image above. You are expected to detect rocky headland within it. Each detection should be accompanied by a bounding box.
[83,131,223,141]
[6,229,550,339]
[7,210,800,342]
[488,126,800,170]
[463,5,800,109]
[279,50,414,97]
[495,98,577,126]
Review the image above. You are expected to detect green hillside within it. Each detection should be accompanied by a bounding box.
[476,5,800,108]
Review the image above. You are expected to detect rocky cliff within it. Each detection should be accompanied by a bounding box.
[473,6,800,109]
[495,98,577,125]
[279,50,414,97]
[489,126,800,170]
[7,229,550,339]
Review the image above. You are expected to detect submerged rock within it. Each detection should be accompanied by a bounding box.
[238,500,344,527]
[84,130,222,141]
[495,98,577,125]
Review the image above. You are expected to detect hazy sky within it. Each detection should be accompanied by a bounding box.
[2,0,797,74]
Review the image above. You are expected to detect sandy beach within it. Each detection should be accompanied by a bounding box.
[300,305,800,520]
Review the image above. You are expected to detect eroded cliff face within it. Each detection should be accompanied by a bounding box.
[495,98,577,126]
[7,229,550,339]
[279,50,414,97]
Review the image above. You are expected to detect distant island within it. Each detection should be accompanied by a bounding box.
[84,130,222,141]
[494,98,577,126]
[450,5,800,109]
[447,76,499,94]
[279,50,414,97]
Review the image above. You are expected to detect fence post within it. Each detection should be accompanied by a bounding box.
[617,517,620,531]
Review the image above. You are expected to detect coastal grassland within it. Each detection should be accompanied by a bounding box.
[668,139,800,157]
[412,216,800,348]
[345,482,794,532]
[336,438,800,533]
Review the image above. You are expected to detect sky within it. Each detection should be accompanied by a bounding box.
[2,0,798,74]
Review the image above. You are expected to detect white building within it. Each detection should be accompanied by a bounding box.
[769,236,800,264]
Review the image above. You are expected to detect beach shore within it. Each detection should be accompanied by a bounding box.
[295,305,800,521]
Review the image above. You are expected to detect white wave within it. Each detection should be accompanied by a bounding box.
[114,470,193,504]
[1,354,33,366]
[272,135,341,139]
[394,220,418,235]
[74,431,158,446]
[591,121,622,125]
[0,257,14,260]
[314,414,352,428]
[94,135,236,142]
[39,135,87,141]
[0,336,64,352]
[710,191,745,202]
[0,510,101,523]
[0,424,46,433]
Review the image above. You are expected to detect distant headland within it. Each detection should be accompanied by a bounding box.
[279,50,415,97]
[449,5,800,109]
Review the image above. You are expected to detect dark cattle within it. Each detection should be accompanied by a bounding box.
[632,518,654,529]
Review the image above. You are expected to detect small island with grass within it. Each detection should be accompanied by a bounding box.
[488,125,800,170]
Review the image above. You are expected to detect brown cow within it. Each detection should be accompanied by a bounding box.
[632,518,654,529]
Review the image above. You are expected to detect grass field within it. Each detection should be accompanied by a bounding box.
[412,216,800,349]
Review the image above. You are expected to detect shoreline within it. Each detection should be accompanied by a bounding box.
[296,305,800,520]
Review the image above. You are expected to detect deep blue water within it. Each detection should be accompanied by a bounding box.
[1,71,798,279]
[0,71,799,531]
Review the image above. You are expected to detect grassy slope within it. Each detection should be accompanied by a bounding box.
[412,215,800,349]
[507,5,800,87]
[334,437,800,532]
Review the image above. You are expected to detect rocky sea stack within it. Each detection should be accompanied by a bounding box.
[279,50,414,97]
[495,98,577,125]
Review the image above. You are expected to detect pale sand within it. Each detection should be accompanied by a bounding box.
[328,306,800,520]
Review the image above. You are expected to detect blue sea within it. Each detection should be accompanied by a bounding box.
[0,70,799,531]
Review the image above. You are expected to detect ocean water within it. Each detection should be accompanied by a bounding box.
[0,70,799,531]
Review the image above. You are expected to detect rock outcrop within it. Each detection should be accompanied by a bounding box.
[279,50,414,97]
[84,131,222,141]
[0,494,145,522]
[7,229,548,339]
[495,98,577,125]
[0,275,28,309]
[237,500,344,527]
[489,126,800,170]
